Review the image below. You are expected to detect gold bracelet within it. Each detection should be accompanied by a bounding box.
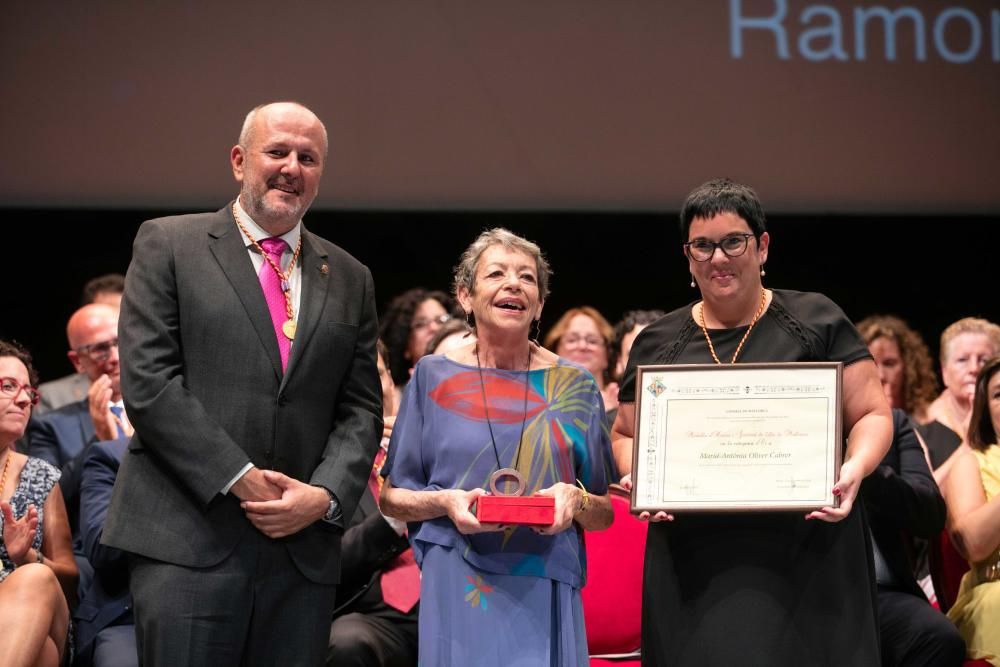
[576,479,590,513]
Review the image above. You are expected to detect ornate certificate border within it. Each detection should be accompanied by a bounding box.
[631,363,842,513]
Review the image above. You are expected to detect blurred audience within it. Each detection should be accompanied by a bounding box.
[611,309,666,384]
[544,306,618,412]
[0,340,77,667]
[327,341,418,666]
[379,288,461,412]
[35,274,124,417]
[925,318,1000,466]
[28,304,128,551]
[424,318,474,358]
[857,315,938,422]
[858,315,954,607]
[75,436,134,667]
[944,357,1000,664]
[862,409,965,667]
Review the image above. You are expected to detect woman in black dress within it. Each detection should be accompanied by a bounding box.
[611,179,893,666]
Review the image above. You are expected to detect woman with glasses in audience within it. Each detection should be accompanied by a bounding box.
[544,306,618,412]
[612,179,892,666]
[0,340,77,667]
[378,288,461,411]
[944,357,1000,664]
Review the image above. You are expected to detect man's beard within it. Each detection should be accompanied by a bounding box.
[242,182,306,227]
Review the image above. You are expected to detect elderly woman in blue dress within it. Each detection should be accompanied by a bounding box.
[380,228,614,665]
[0,340,77,667]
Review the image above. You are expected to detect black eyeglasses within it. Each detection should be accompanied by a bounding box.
[0,377,40,406]
[412,314,452,331]
[76,337,120,363]
[684,234,754,262]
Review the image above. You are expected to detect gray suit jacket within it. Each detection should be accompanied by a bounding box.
[102,205,382,584]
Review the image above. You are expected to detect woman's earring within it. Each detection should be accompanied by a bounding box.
[466,311,475,330]
[690,274,696,288]
[531,319,541,345]
[760,265,766,278]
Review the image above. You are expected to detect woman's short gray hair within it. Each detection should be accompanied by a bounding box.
[453,228,552,302]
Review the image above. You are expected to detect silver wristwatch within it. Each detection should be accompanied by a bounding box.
[320,487,338,521]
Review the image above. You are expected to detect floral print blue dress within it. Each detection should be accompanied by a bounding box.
[0,457,60,580]
[383,354,610,666]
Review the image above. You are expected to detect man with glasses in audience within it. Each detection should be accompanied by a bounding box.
[27,302,126,612]
[35,274,125,416]
[28,302,126,484]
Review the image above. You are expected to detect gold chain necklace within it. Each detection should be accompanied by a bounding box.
[0,449,12,500]
[232,203,303,340]
[698,288,767,364]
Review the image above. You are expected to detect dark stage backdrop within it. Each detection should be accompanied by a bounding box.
[4,208,996,384]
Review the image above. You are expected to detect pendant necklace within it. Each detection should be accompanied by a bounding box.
[698,288,767,364]
[476,344,533,494]
[232,203,303,340]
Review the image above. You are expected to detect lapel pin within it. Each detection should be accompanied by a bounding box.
[319,264,329,275]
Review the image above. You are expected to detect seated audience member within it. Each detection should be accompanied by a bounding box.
[35,274,124,417]
[858,315,954,605]
[0,340,77,667]
[424,318,474,357]
[611,309,666,384]
[378,288,461,413]
[74,437,134,667]
[606,309,666,430]
[328,341,418,666]
[857,315,957,478]
[544,306,618,412]
[856,315,937,422]
[925,318,1000,462]
[27,303,129,546]
[862,409,966,667]
[945,357,1000,664]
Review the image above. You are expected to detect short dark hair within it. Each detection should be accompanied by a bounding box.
[968,357,1000,450]
[680,178,767,241]
[0,339,39,387]
[82,273,125,305]
[378,288,460,386]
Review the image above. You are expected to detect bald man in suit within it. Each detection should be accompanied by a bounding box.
[102,101,382,666]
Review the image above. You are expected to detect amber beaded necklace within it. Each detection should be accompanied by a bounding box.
[698,288,767,364]
[0,449,12,500]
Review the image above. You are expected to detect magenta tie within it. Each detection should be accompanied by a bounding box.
[258,237,290,371]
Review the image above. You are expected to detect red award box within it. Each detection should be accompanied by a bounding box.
[476,494,555,526]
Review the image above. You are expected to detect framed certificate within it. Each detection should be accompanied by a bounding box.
[630,363,842,513]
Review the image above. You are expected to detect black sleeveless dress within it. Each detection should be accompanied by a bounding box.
[619,289,880,667]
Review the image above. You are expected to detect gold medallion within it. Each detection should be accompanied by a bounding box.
[282,319,297,340]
